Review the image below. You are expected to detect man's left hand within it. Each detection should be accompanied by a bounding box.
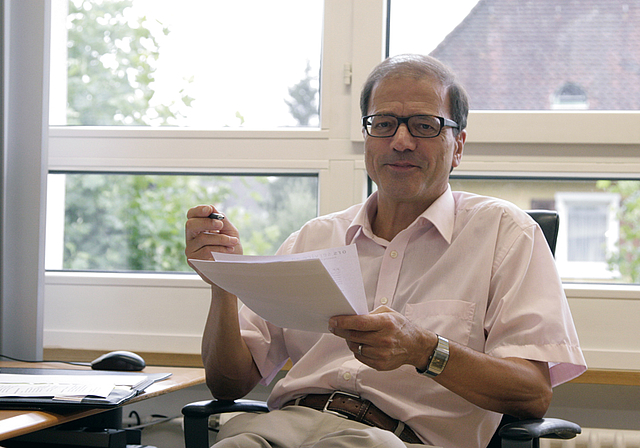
[328,306,436,371]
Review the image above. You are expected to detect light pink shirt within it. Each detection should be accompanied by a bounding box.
[238,187,586,448]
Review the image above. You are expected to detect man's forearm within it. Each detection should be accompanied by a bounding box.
[329,309,552,419]
[434,341,552,419]
[202,287,262,400]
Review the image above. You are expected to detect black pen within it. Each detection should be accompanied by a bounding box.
[208,212,225,220]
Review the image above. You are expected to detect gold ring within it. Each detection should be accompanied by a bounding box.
[358,344,363,356]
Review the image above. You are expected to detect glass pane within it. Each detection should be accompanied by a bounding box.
[389,0,640,110]
[45,173,319,272]
[51,0,323,128]
[449,177,640,284]
[566,203,608,262]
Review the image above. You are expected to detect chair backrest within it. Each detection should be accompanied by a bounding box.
[526,210,559,256]
[486,210,559,448]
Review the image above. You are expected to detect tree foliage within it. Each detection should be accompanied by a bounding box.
[63,174,231,271]
[67,0,192,125]
[597,180,640,283]
[285,61,319,126]
[63,174,318,271]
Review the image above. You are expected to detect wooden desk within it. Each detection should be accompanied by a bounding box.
[0,362,205,442]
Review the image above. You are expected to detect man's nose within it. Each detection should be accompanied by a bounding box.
[392,123,417,151]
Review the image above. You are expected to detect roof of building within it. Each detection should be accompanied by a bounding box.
[429,0,640,109]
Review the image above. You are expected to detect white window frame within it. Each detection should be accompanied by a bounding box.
[47,0,640,287]
[31,0,640,361]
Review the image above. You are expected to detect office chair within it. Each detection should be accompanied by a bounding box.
[183,210,581,448]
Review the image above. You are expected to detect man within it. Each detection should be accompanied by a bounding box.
[185,54,586,448]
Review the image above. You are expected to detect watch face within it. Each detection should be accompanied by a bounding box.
[426,336,450,377]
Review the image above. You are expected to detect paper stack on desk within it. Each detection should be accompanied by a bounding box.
[189,244,368,333]
[0,373,146,401]
[0,368,171,409]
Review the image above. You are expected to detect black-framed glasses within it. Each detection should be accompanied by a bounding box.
[362,114,459,138]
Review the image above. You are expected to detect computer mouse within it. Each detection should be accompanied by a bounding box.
[91,350,146,371]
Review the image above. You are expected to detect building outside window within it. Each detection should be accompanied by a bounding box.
[555,192,621,280]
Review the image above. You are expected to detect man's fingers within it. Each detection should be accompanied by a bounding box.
[186,204,214,219]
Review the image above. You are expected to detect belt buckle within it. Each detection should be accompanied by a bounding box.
[322,391,360,419]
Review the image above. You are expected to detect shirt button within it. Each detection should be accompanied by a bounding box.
[343,372,352,381]
[389,250,398,259]
[380,297,388,305]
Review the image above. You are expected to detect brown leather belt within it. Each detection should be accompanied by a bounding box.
[283,392,423,445]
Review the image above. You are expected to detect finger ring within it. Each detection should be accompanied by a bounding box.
[358,344,363,356]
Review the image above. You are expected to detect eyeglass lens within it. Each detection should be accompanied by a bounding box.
[366,115,443,138]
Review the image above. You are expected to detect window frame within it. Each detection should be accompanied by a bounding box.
[41,0,640,360]
[48,0,640,280]
[33,0,640,370]
[555,191,621,280]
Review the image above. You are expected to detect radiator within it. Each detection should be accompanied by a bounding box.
[541,428,640,448]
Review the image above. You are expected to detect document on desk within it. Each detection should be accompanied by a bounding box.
[0,373,145,400]
[0,369,172,409]
[189,244,368,333]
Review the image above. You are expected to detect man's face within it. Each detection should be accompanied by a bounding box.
[364,75,466,209]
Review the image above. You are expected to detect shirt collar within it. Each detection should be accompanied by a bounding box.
[345,185,456,245]
[345,192,378,245]
[420,185,455,244]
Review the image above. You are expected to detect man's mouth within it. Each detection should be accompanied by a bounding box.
[387,161,419,169]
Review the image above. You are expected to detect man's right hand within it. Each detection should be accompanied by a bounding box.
[185,205,242,283]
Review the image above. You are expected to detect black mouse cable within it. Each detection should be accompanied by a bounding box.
[0,353,90,367]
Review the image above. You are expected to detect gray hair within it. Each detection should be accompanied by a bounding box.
[359,54,469,134]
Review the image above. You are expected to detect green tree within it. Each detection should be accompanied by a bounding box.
[62,174,318,271]
[67,0,192,125]
[285,61,319,126]
[597,180,640,283]
[239,176,318,255]
[63,174,232,271]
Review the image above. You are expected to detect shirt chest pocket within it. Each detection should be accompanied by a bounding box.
[404,300,476,346]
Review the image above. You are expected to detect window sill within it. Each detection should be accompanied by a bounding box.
[49,126,330,140]
[44,271,640,299]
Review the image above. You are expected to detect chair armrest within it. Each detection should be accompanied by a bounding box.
[499,418,581,448]
[182,399,269,417]
[182,399,269,448]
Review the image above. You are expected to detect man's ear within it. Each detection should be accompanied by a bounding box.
[451,129,466,170]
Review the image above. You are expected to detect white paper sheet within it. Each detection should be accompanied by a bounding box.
[0,373,147,398]
[189,245,368,332]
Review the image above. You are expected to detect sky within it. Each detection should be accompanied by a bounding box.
[132,0,324,128]
[389,0,481,55]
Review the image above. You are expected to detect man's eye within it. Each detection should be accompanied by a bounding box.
[414,120,436,131]
[372,119,394,128]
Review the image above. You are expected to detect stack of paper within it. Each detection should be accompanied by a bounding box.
[190,244,368,332]
[0,373,147,401]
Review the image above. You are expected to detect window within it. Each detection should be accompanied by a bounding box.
[449,177,640,284]
[51,0,323,128]
[555,192,620,280]
[46,172,319,271]
[387,0,640,285]
[46,0,328,274]
[551,82,589,110]
[30,0,640,358]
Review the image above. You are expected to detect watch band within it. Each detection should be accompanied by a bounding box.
[417,334,450,378]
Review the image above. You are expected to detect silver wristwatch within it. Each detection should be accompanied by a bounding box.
[417,334,450,378]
